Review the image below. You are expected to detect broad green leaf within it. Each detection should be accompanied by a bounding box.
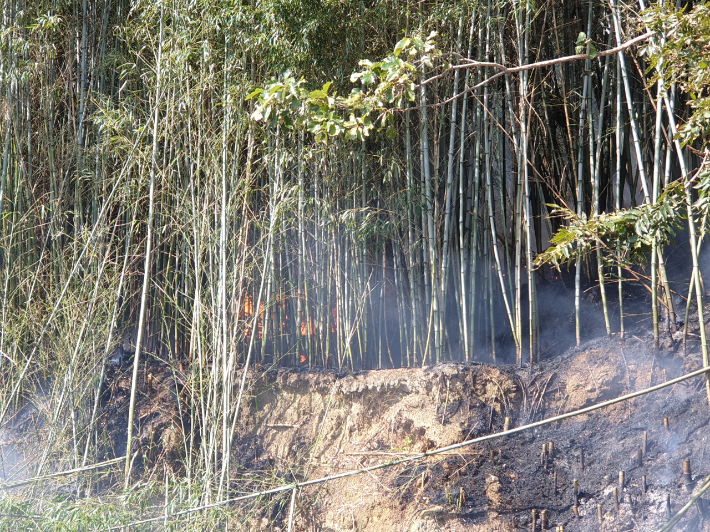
[245,88,264,100]
[394,38,411,57]
[308,89,327,99]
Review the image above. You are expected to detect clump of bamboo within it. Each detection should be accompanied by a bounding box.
[0,0,708,524]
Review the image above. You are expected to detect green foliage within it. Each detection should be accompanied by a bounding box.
[643,2,710,235]
[535,183,685,270]
[693,167,710,239]
[543,2,710,275]
[575,31,597,58]
[247,75,368,142]
[248,32,441,142]
[644,2,710,150]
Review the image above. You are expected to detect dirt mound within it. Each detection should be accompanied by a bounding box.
[245,364,518,463]
[203,336,710,532]
[229,363,521,532]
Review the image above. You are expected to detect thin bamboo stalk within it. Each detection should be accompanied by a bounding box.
[615,58,625,338]
[405,109,419,365]
[592,50,612,336]
[574,9,591,346]
[611,0,651,203]
[661,89,710,406]
[458,11,476,361]
[441,17,464,362]
[483,48,517,350]
[125,6,164,484]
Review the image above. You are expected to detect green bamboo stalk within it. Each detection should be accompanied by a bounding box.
[405,108,420,365]
[651,82,664,348]
[611,0,651,203]
[517,0,536,363]
[488,226,496,362]
[420,64,438,364]
[125,5,164,486]
[458,11,476,361]
[574,12,591,346]
[615,59,625,339]
[592,50,612,336]
[441,17,464,361]
[495,7,522,360]
[661,89,710,407]
[483,45,517,350]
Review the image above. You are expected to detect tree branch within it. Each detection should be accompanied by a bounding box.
[412,31,655,110]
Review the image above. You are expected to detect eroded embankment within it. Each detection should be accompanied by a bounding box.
[221,337,710,532]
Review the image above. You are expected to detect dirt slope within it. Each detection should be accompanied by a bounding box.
[208,335,710,532]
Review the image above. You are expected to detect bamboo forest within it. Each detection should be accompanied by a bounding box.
[1,0,710,529]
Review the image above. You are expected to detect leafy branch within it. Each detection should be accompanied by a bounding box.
[246,32,440,142]
[643,2,710,151]
[535,183,685,270]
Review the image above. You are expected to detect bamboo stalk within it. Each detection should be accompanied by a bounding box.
[615,58,625,338]
[405,108,420,365]
[484,0,518,351]
[574,8,591,346]
[459,11,476,361]
[125,6,164,485]
[592,50,612,336]
[611,0,651,204]
[440,17,464,361]
[660,90,710,406]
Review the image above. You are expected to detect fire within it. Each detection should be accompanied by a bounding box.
[240,299,341,340]
[243,295,254,317]
[242,296,263,339]
[299,355,307,364]
[300,317,315,336]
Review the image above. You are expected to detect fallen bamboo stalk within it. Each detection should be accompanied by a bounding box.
[345,451,483,457]
[108,364,710,530]
[286,486,298,532]
[656,473,710,532]
[0,456,125,490]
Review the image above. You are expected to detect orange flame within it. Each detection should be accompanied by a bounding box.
[242,296,264,339]
[300,317,315,336]
[243,295,254,317]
